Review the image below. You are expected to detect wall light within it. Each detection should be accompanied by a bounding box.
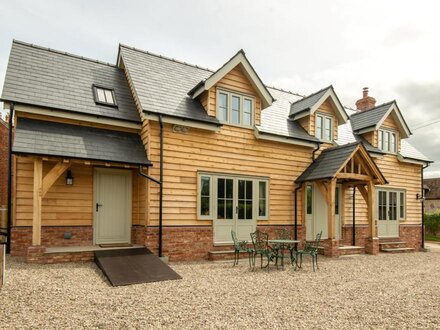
[66,170,74,185]
[416,193,425,202]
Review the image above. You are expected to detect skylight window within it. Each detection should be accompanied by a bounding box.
[93,85,117,107]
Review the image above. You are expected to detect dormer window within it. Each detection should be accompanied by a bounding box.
[315,113,333,142]
[93,85,117,107]
[378,129,397,153]
[217,90,253,127]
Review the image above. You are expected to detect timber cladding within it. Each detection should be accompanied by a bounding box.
[145,121,312,227]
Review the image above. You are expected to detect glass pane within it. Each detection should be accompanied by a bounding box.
[384,132,390,152]
[219,93,228,121]
[389,192,397,220]
[238,180,245,199]
[246,181,252,199]
[259,199,266,217]
[226,199,233,219]
[232,96,240,124]
[306,185,313,214]
[96,88,106,103]
[231,109,239,124]
[245,201,253,220]
[218,179,225,198]
[259,182,266,199]
[104,90,114,104]
[217,200,225,219]
[244,99,252,112]
[238,200,245,219]
[201,176,210,196]
[243,112,251,126]
[335,187,339,215]
[378,130,383,150]
[325,117,331,140]
[201,197,210,216]
[378,191,387,220]
[316,116,322,139]
[226,179,233,198]
[391,133,396,152]
[400,192,405,218]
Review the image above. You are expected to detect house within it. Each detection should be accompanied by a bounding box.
[0,40,432,263]
[424,178,440,213]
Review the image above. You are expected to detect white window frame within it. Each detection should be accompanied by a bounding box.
[315,113,333,142]
[378,129,397,154]
[376,188,406,221]
[216,89,254,128]
[197,172,269,220]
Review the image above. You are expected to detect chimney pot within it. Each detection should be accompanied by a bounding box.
[362,87,369,98]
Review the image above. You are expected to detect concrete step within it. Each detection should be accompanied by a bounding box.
[209,250,238,261]
[379,241,410,251]
[379,241,407,246]
[381,247,415,253]
[338,246,365,255]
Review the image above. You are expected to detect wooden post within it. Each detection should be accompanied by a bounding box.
[367,180,376,237]
[32,158,43,246]
[328,179,336,240]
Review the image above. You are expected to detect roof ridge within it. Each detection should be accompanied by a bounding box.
[119,43,215,73]
[350,100,395,117]
[266,85,305,97]
[322,141,360,153]
[12,39,118,68]
[290,85,333,105]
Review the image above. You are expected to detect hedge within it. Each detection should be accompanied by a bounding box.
[425,212,440,236]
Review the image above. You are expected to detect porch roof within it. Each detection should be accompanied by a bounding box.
[12,118,151,166]
[295,142,387,184]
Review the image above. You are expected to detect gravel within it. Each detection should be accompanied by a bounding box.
[1,251,440,329]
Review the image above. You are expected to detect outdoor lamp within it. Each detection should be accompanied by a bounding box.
[416,193,425,201]
[66,170,74,185]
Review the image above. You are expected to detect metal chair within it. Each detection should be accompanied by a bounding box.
[274,228,296,266]
[250,230,278,271]
[231,230,253,267]
[295,231,322,272]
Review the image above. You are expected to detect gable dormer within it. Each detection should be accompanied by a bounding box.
[289,86,348,144]
[351,88,411,154]
[189,50,274,128]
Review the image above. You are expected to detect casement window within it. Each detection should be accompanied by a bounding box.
[315,114,333,142]
[377,189,406,221]
[378,129,397,153]
[197,173,269,220]
[93,85,117,107]
[217,90,254,127]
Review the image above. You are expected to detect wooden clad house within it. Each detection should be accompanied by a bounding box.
[0,40,432,263]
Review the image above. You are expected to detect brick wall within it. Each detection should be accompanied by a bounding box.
[400,224,423,251]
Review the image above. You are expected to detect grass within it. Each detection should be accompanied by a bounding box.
[426,234,440,242]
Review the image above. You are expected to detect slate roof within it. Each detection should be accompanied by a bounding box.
[289,86,331,117]
[1,40,140,122]
[257,87,320,143]
[296,143,359,183]
[13,118,150,165]
[350,102,394,131]
[119,45,220,125]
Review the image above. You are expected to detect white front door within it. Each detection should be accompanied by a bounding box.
[94,168,132,244]
[213,177,257,243]
[378,190,399,238]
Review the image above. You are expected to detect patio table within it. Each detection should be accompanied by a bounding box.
[268,239,300,269]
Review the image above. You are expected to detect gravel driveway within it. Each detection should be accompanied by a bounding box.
[1,251,440,329]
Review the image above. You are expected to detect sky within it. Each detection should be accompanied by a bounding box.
[0,0,439,176]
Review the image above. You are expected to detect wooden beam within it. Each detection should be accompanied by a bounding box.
[356,184,369,203]
[316,181,329,206]
[340,185,347,228]
[42,162,72,197]
[328,178,336,240]
[32,158,43,246]
[367,181,376,237]
[336,173,372,181]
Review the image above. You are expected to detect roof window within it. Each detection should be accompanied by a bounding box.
[93,85,117,107]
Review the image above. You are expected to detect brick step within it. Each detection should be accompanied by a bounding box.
[338,246,365,255]
[381,247,415,253]
[379,241,409,251]
[209,250,238,261]
[379,241,407,246]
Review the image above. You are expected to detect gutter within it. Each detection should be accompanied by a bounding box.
[7,103,14,254]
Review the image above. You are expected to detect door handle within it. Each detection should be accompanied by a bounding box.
[96,203,103,212]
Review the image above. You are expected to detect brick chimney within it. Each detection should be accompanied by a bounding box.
[355,87,376,111]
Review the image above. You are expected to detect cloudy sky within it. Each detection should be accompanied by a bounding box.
[1,0,439,176]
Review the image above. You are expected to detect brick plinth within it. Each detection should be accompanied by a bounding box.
[365,237,380,255]
[321,239,340,257]
[400,225,423,251]
[341,225,369,246]
[26,245,93,264]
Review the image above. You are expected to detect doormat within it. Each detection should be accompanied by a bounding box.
[99,243,133,248]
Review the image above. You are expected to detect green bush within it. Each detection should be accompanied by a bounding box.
[425,212,440,236]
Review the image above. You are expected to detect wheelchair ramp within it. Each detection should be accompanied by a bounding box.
[94,247,181,286]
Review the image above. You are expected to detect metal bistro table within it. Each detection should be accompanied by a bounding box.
[268,239,300,269]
